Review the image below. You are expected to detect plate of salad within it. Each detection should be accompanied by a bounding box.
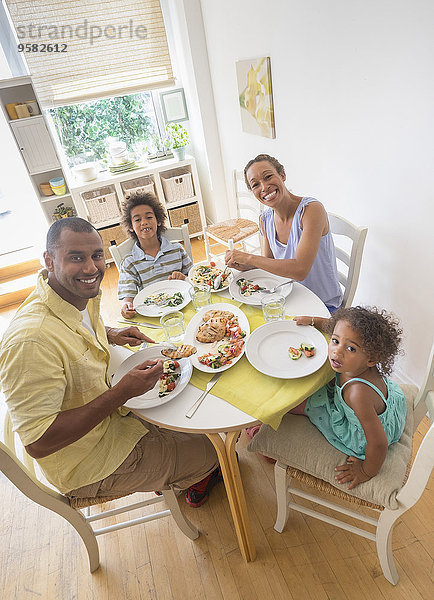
[133,279,192,317]
[188,262,233,292]
[112,346,192,409]
[229,269,293,305]
[183,302,250,372]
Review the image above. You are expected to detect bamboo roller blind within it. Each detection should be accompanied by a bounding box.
[6,0,174,107]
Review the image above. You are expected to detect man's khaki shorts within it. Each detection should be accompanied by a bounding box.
[67,419,218,499]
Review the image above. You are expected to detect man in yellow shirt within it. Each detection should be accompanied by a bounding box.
[0,218,220,508]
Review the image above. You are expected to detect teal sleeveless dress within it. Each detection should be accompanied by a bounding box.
[304,375,407,459]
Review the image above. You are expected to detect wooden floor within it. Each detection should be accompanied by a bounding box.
[1,239,433,599]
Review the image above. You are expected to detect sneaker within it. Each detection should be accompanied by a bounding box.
[185,467,223,508]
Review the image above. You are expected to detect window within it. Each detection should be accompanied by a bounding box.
[48,90,167,168]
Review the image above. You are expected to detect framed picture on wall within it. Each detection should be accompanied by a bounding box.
[236,56,276,139]
[160,88,189,123]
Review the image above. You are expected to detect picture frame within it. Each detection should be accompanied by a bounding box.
[160,88,189,123]
[236,56,276,139]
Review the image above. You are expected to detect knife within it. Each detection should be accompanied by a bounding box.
[185,372,222,418]
[117,319,163,329]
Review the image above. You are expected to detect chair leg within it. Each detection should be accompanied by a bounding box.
[274,461,290,532]
[228,239,234,251]
[376,509,400,585]
[61,506,100,572]
[162,488,199,540]
[204,232,212,261]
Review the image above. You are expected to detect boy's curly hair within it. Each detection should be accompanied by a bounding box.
[243,154,286,190]
[121,190,167,242]
[328,306,403,376]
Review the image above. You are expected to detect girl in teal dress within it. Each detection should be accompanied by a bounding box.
[293,306,406,490]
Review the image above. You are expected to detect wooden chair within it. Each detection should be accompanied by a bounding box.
[0,345,199,573]
[109,223,193,270]
[328,213,368,307]
[204,170,261,261]
[248,343,434,585]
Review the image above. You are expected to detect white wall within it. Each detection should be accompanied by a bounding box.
[198,0,434,384]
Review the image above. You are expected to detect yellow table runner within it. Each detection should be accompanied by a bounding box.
[117,297,333,430]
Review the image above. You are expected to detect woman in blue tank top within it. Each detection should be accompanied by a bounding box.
[225,154,343,311]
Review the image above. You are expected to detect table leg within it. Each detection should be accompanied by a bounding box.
[206,431,256,562]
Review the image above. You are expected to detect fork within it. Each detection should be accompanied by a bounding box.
[261,279,294,294]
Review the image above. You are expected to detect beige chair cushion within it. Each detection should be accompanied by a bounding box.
[248,384,417,510]
[206,218,259,243]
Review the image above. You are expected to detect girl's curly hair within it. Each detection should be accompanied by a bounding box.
[121,190,167,242]
[328,306,403,376]
[243,154,286,190]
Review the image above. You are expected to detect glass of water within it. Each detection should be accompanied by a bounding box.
[189,286,212,311]
[160,311,185,343]
[261,294,285,322]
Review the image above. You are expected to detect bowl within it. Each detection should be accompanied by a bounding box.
[49,177,65,187]
[72,162,98,182]
[52,185,67,196]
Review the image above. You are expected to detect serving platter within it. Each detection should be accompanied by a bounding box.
[183,302,250,373]
[188,262,234,293]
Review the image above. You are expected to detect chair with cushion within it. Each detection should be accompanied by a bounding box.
[109,223,193,271]
[248,343,434,585]
[328,213,368,308]
[204,169,262,261]
[0,346,199,573]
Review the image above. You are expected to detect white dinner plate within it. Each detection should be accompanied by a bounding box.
[184,302,250,373]
[229,268,294,305]
[188,262,234,293]
[245,320,328,379]
[112,345,192,409]
[133,279,192,317]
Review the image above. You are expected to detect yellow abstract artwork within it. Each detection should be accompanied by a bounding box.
[236,56,275,139]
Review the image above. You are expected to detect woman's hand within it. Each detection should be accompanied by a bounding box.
[121,301,137,319]
[106,326,154,347]
[225,249,252,271]
[168,271,186,280]
[334,456,373,490]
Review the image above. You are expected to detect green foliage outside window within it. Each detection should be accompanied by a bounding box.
[48,92,161,165]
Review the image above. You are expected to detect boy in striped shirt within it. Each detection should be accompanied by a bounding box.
[118,191,192,319]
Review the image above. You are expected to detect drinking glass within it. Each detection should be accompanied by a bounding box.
[189,286,212,311]
[160,311,185,343]
[261,294,285,322]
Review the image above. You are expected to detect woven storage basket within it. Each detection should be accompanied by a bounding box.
[121,176,155,199]
[167,202,202,235]
[161,168,194,203]
[99,224,129,261]
[81,186,120,225]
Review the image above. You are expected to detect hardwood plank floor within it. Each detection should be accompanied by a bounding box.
[0,239,433,599]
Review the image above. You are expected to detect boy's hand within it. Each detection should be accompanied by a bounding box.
[334,456,373,490]
[168,271,186,280]
[121,301,137,319]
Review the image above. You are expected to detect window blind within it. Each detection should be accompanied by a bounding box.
[5,0,174,107]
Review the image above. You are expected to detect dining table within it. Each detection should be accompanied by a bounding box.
[110,279,332,562]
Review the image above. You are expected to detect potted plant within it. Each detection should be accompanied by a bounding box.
[164,122,189,161]
[53,203,75,221]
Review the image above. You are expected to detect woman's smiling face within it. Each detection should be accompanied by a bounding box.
[246,161,286,207]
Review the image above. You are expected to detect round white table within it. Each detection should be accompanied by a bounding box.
[111,282,330,562]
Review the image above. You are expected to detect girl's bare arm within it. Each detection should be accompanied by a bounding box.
[334,383,388,489]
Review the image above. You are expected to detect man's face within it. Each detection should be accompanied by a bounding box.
[44,229,106,310]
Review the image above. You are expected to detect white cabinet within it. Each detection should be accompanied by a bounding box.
[0,75,72,225]
[10,117,60,174]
